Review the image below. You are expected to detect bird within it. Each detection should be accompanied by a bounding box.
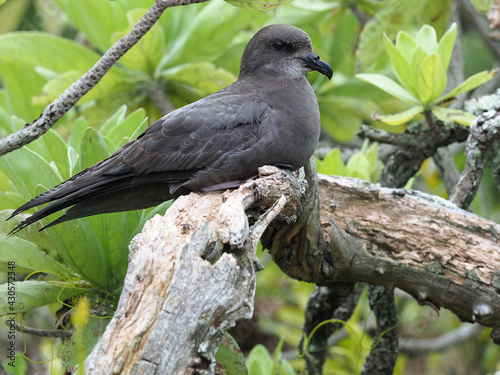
[7,24,332,235]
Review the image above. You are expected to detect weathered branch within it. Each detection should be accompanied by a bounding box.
[264,173,500,325]
[0,0,208,157]
[87,166,500,373]
[399,323,482,355]
[85,166,305,374]
[450,110,500,207]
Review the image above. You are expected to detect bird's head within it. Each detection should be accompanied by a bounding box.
[239,24,333,80]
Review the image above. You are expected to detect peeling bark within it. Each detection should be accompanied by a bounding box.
[88,167,500,373]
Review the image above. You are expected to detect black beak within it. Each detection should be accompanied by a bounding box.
[303,52,333,80]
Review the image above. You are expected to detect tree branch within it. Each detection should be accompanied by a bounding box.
[0,0,208,157]
[5,320,72,339]
[450,110,500,207]
[85,166,306,374]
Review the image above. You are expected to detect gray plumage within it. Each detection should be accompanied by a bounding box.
[8,24,332,234]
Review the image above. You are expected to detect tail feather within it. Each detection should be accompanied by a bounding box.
[7,169,195,236]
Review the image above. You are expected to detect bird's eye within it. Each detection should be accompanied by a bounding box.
[273,41,285,50]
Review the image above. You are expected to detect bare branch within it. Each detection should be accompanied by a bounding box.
[399,323,482,355]
[5,320,72,339]
[450,110,500,207]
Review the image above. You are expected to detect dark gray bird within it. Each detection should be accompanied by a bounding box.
[8,24,332,234]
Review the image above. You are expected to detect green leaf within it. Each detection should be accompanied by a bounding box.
[45,221,108,288]
[0,32,107,73]
[384,34,418,97]
[0,280,85,315]
[216,332,249,375]
[25,129,69,180]
[157,1,262,70]
[318,93,381,142]
[356,0,421,68]
[0,237,72,276]
[431,106,476,126]
[346,153,371,181]
[0,193,25,211]
[33,70,122,108]
[437,22,457,71]
[53,0,131,53]
[356,74,420,104]
[438,69,499,103]
[410,45,428,75]
[471,0,494,13]
[60,297,112,367]
[79,128,110,171]
[417,53,447,105]
[0,146,62,201]
[1,61,46,121]
[161,62,236,99]
[396,31,418,62]
[68,117,89,155]
[374,105,424,125]
[0,0,29,34]
[247,345,272,375]
[100,108,147,148]
[415,24,438,54]
[98,105,128,138]
[318,149,346,176]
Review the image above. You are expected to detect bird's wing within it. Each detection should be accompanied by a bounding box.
[94,93,273,177]
[8,92,276,227]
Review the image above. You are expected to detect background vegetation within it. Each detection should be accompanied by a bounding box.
[0,0,499,373]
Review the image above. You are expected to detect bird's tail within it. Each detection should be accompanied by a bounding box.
[6,172,187,236]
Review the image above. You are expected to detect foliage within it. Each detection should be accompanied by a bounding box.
[357,23,497,126]
[246,338,295,375]
[0,0,499,374]
[316,141,383,183]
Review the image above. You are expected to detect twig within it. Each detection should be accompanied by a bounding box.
[6,320,72,339]
[358,125,423,147]
[0,0,208,157]
[450,110,500,207]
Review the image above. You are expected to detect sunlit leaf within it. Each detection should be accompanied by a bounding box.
[346,153,371,181]
[374,105,424,125]
[0,0,29,34]
[384,34,418,97]
[438,69,499,103]
[417,53,446,105]
[431,106,475,126]
[79,128,110,171]
[415,24,438,53]
[356,74,420,104]
[0,280,86,315]
[318,148,347,176]
[437,22,457,71]
[396,31,418,62]
[0,237,71,276]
